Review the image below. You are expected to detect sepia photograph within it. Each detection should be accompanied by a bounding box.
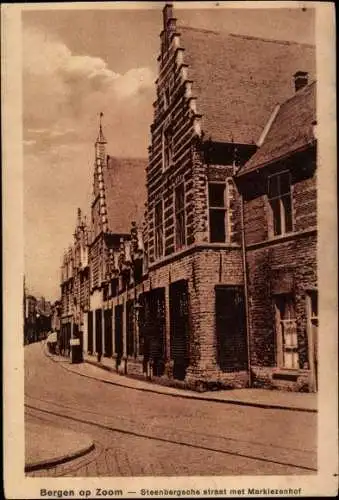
[2,1,337,498]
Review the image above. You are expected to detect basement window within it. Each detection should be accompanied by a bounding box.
[209,183,227,243]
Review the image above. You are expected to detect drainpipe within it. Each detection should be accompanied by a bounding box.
[239,192,252,387]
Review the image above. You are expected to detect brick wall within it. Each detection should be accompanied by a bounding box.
[241,150,317,390]
[95,245,248,389]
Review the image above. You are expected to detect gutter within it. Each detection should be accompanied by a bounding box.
[240,192,252,387]
[237,141,316,178]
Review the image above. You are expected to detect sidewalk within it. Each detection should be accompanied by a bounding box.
[46,347,317,413]
[25,420,94,472]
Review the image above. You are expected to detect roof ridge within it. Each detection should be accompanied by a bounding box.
[178,24,315,48]
[107,155,147,161]
[278,79,317,107]
[228,32,315,48]
[178,25,220,36]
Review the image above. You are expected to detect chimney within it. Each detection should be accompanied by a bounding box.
[293,71,309,92]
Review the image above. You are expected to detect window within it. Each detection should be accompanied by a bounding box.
[162,126,173,171]
[309,291,318,324]
[154,201,164,259]
[268,171,293,236]
[175,184,186,249]
[275,294,298,369]
[209,183,227,242]
[164,87,170,109]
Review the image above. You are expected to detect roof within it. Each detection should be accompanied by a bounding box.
[177,25,316,145]
[103,156,147,234]
[239,81,316,175]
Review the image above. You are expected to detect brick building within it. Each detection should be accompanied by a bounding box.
[60,208,90,355]
[236,79,317,391]
[24,293,52,343]
[65,4,317,392]
[85,117,147,365]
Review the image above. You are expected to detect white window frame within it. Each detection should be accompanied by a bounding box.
[274,294,299,369]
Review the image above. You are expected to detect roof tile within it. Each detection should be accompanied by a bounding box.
[103,156,147,234]
[177,25,316,145]
[239,81,316,175]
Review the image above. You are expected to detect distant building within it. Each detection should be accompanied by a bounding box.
[51,300,62,334]
[60,209,90,355]
[24,293,52,343]
[24,294,37,344]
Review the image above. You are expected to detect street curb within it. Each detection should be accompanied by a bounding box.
[42,344,317,414]
[25,442,95,472]
[70,360,318,414]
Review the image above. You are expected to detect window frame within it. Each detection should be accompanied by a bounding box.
[208,181,228,243]
[274,293,299,370]
[175,183,186,250]
[162,124,173,172]
[154,200,164,259]
[267,170,293,237]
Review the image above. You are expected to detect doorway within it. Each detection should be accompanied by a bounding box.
[215,286,248,372]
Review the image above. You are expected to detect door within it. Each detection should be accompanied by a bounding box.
[215,286,248,372]
[170,280,190,380]
[114,304,123,360]
[104,309,113,357]
[88,311,93,354]
[95,309,102,355]
[139,289,165,376]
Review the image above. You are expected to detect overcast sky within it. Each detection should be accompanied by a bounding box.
[22,3,315,301]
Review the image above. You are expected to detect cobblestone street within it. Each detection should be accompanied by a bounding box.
[25,343,317,477]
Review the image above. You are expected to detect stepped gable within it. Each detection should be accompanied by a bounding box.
[239,81,316,175]
[103,156,147,234]
[176,24,316,145]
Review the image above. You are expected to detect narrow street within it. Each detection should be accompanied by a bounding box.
[25,343,317,477]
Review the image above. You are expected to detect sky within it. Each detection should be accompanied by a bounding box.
[22,3,315,301]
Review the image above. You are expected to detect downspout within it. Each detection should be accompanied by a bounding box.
[239,191,252,387]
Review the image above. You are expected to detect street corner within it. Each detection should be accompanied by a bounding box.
[25,420,95,472]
